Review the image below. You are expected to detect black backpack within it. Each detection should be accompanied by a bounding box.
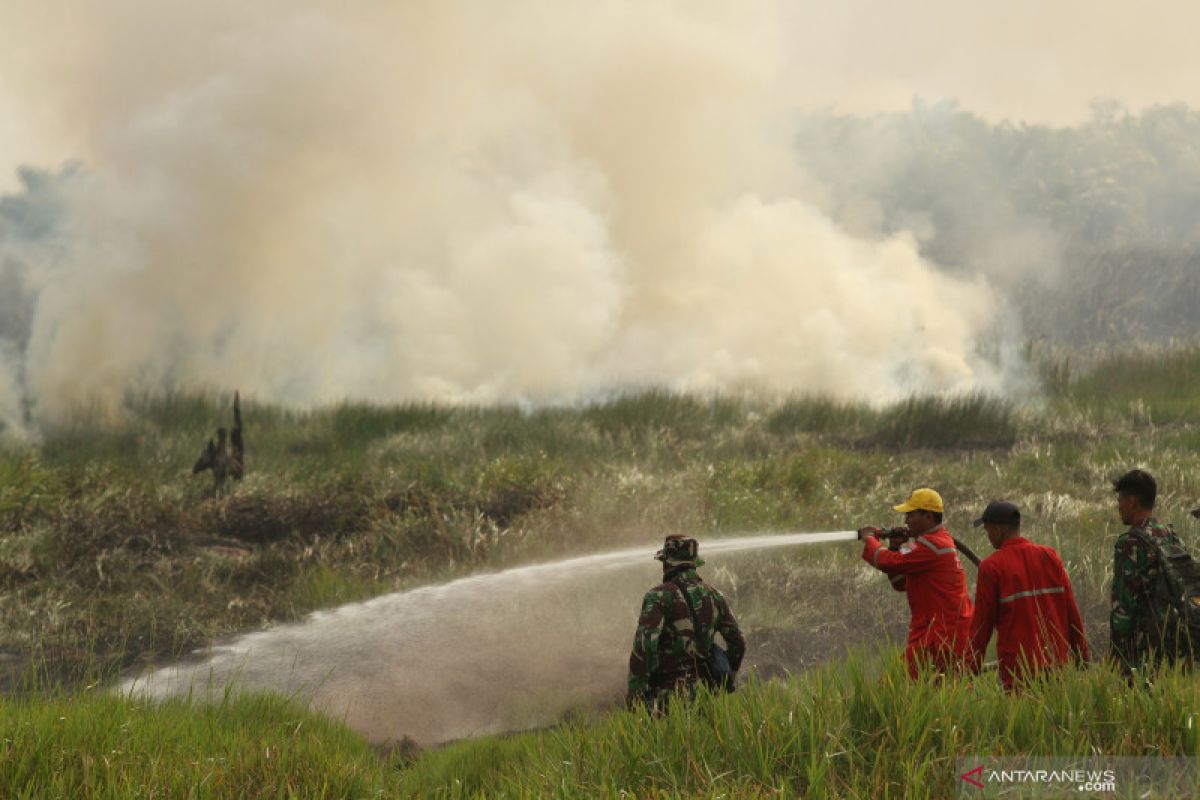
[672,580,736,692]
[1128,525,1200,661]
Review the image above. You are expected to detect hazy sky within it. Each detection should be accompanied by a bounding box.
[779,1,1200,124]
[4,0,1198,189]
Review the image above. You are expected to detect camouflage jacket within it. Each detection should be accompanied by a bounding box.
[1110,517,1183,670]
[627,568,746,695]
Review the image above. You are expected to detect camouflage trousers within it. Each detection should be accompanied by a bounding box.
[631,671,699,715]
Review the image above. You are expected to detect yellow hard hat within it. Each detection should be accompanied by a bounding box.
[893,488,944,514]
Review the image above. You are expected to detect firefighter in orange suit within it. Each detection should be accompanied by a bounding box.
[859,488,974,678]
[968,500,1088,690]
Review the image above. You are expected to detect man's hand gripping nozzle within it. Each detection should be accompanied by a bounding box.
[857,525,912,550]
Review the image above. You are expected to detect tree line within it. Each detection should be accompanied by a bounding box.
[794,101,1200,343]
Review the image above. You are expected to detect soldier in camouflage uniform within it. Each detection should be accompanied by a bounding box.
[626,535,746,711]
[1110,468,1184,675]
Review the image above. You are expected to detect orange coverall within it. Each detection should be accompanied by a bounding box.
[863,527,974,677]
[968,536,1088,690]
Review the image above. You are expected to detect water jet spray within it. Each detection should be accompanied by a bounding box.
[120,530,861,744]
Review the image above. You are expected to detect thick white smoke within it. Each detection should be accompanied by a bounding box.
[0,0,1015,433]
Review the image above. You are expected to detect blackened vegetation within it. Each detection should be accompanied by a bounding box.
[477,479,565,528]
[0,482,441,689]
[732,551,912,680]
[215,488,371,544]
[192,391,244,493]
[0,427,576,690]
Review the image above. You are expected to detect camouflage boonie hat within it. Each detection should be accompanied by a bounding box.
[654,536,705,567]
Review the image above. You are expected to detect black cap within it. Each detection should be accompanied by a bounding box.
[973,500,1021,528]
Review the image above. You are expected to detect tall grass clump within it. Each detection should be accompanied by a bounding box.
[1,687,399,798]
[871,393,1017,449]
[1025,340,1075,398]
[704,455,827,530]
[330,401,456,445]
[583,390,743,441]
[765,397,876,439]
[127,389,234,434]
[396,651,1200,798]
[765,393,1018,450]
[1067,342,1200,423]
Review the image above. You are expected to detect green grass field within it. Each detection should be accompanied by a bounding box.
[6,652,1200,798]
[3,688,396,799]
[393,655,1200,798]
[3,342,1200,797]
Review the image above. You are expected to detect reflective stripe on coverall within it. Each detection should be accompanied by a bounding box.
[969,536,1089,690]
[862,527,974,677]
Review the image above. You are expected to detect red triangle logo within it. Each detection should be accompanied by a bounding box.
[961,765,985,788]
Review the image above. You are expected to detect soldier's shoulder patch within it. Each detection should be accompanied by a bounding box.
[1147,521,1179,541]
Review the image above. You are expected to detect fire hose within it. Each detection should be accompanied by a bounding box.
[870,525,982,568]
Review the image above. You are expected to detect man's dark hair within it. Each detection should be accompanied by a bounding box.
[930,511,943,525]
[1113,469,1157,509]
